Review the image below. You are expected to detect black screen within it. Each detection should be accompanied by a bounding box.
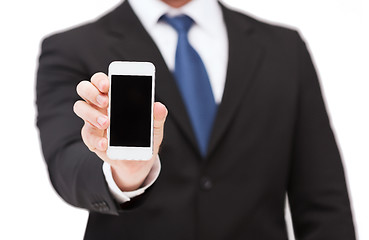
[110,75,152,147]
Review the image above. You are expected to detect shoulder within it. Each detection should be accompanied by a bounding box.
[222,4,304,49]
[37,5,121,80]
[39,2,124,56]
[40,16,107,53]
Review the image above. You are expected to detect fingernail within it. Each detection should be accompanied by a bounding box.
[97,116,107,127]
[96,94,105,106]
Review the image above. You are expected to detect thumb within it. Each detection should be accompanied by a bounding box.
[153,102,168,155]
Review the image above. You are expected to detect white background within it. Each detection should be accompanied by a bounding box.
[0,0,367,239]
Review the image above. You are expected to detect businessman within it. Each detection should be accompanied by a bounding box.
[36,0,356,239]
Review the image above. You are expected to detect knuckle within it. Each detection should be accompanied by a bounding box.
[82,122,96,135]
[92,72,105,78]
[91,72,106,83]
[81,123,88,136]
[153,125,163,136]
[81,124,96,152]
[73,100,83,114]
[91,72,109,90]
[76,81,89,96]
[87,145,96,152]
[154,119,165,129]
[81,124,90,141]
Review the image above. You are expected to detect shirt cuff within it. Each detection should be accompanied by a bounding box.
[102,155,161,204]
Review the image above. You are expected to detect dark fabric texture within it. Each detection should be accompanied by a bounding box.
[36,1,356,240]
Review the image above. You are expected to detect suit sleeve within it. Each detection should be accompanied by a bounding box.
[287,34,356,239]
[36,34,120,215]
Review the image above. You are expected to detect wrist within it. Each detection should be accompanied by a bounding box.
[109,157,155,191]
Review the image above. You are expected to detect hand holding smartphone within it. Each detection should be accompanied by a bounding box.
[107,61,155,160]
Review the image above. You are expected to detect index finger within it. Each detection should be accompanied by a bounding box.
[91,72,110,94]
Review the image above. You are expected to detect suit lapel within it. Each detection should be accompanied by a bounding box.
[104,2,265,158]
[207,5,265,157]
[105,2,199,152]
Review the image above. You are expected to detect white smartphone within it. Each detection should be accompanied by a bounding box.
[107,61,155,160]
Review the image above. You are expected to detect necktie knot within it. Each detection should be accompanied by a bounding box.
[161,14,194,34]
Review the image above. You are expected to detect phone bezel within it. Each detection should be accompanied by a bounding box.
[107,61,155,160]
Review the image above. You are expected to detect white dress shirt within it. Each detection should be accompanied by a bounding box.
[103,0,229,203]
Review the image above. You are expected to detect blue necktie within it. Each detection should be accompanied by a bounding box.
[162,15,217,156]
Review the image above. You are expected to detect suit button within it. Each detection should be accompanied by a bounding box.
[92,201,110,212]
[99,201,109,211]
[200,177,213,190]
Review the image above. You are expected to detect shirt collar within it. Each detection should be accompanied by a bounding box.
[128,0,224,36]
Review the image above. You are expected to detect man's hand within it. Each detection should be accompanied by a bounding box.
[73,72,168,192]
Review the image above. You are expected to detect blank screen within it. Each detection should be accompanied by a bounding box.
[110,75,152,147]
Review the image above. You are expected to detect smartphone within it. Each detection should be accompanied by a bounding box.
[107,61,155,160]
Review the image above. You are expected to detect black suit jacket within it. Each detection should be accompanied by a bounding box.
[36,1,356,239]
